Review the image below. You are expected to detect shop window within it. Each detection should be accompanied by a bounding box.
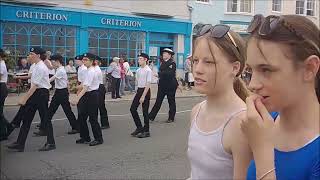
[88,28,145,67]
[1,22,77,64]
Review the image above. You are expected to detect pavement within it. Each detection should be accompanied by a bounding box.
[4,84,203,106]
[1,97,205,179]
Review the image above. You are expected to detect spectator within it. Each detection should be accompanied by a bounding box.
[184,55,193,90]
[65,59,77,73]
[107,57,121,99]
[15,58,30,73]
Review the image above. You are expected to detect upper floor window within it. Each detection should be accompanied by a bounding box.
[296,0,315,16]
[196,0,210,4]
[272,0,282,12]
[227,0,253,13]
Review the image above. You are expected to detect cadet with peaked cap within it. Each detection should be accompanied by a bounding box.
[130,53,152,138]
[149,48,178,123]
[71,53,103,146]
[7,47,55,152]
[94,55,110,129]
[0,49,9,141]
[34,54,79,139]
[74,55,84,72]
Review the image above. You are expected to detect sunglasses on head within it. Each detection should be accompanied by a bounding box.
[197,24,239,53]
[247,14,320,54]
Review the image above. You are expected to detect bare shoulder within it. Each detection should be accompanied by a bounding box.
[190,101,204,124]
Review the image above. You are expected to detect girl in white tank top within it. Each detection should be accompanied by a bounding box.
[188,24,252,180]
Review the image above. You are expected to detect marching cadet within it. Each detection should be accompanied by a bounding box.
[71,53,103,146]
[0,49,9,141]
[149,48,178,123]
[94,55,110,129]
[130,53,152,138]
[33,54,79,137]
[7,47,55,152]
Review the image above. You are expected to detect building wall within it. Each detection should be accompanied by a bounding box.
[14,0,190,20]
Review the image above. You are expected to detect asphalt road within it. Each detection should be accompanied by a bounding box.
[1,97,204,179]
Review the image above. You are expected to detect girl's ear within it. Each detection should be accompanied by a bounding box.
[303,55,320,82]
[232,61,241,77]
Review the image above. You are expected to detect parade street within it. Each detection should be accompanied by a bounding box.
[1,97,204,179]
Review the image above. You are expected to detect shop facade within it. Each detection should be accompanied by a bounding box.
[0,3,192,69]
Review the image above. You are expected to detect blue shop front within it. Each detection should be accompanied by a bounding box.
[0,3,192,69]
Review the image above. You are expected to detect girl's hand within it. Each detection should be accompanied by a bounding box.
[241,95,275,152]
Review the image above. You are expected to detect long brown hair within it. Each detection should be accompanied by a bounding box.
[249,15,320,102]
[192,29,249,101]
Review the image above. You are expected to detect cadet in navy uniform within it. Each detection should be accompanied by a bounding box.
[34,54,79,137]
[94,55,110,129]
[7,47,55,152]
[0,49,9,141]
[130,53,152,138]
[149,48,178,123]
[71,53,103,146]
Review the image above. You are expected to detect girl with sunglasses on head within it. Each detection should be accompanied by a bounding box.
[242,14,319,180]
[187,24,252,179]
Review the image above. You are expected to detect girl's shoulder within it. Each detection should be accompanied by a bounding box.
[190,101,206,124]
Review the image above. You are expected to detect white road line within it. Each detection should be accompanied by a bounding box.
[30,109,192,124]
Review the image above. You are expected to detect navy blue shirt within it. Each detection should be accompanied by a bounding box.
[247,113,320,180]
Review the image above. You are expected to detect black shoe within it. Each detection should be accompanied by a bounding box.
[89,140,103,146]
[136,132,150,138]
[67,129,79,134]
[38,143,56,151]
[101,125,110,130]
[130,128,143,137]
[76,138,91,144]
[166,119,174,123]
[33,130,47,136]
[36,124,41,128]
[7,142,24,152]
[149,118,154,122]
[116,96,121,99]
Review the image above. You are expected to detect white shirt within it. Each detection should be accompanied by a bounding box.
[136,65,152,88]
[54,66,68,89]
[46,60,55,75]
[83,66,100,91]
[27,63,35,83]
[77,64,87,83]
[94,65,103,85]
[65,65,77,73]
[31,60,51,89]
[0,60,8,83]
[123,62,133,76]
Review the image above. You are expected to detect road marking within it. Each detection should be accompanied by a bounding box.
[30,109,192,124]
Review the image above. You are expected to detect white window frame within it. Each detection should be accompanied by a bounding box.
[225,0,254,15]
[195,0,211,5]
[272,0,283,13]
[296,0,316,17]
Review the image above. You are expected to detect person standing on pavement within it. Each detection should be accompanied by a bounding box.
[0,49,9,141]
[130,53,152,138]
[33,54,79,136]
[71,53,103,146]
[123,58,134,93]
[119,57,126,96]
[107,57,121,99]
[7,47,55,152]
[94,55,110,129]
[65,59,77,73]
[149,48,178,123]
[187,24,251,179]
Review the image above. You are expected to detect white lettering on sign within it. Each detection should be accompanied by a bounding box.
[16,10,68,21]
[101,18,142,28]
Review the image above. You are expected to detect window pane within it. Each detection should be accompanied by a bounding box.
[66,37,75,47]
[89,38,98,47]
[43,36,53,46]
[110,40,118,48]
[89,48,98,55]
[16,34,28,45]
[55,36,65,46]
[100,39,108,49]
[66,47,75,57]
[55,47,65,56]
[30,35,41,45]
[110,49,118,57]
[129,41,137,49]
[119,40,127,49]
[3,34,15,44]
[100,48,108,57]
[119,49,127,57]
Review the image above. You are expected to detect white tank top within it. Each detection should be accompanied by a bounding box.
[187,101,246,180]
